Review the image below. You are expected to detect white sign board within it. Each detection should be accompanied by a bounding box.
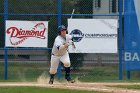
[6,20,48,47]
[68,19,118,53]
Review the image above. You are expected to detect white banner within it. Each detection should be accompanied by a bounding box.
[6,20,48,47]
[68,19,118,53]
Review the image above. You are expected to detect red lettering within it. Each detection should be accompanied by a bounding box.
[7,22,47,45]
[7,27,19,37]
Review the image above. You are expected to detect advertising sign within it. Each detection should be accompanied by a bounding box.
[6,20,48,47]
[68,19,118,53]
[124,0,140,70]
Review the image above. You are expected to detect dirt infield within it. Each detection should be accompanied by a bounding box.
[0,82,140,93]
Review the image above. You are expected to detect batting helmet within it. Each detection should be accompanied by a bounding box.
[58,25,67,35]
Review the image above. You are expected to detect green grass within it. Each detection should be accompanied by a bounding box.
[0,86,108,93]
[71,66,140,82]
[1,62,140,82]
[108,85,140,90]
[0,62,49,82]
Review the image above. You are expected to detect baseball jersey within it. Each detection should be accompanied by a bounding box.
[51,34,73,56]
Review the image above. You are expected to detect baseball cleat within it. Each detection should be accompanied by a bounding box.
[68,79,75,83]
[66,76,75,83]
[49,78,54,84]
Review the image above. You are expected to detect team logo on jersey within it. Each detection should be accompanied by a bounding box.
[70,29,84,42]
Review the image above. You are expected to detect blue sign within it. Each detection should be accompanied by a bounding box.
[124,0,140,70]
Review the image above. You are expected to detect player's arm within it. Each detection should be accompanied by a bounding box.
[63,43,69,48]
[66,34,76,48]
[71,42,76,48]
[55,40,69,50]
[71,36,76,48]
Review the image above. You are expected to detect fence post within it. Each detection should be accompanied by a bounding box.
[118,0,123,80]
[4,0,8,80]
[57,0,61,80]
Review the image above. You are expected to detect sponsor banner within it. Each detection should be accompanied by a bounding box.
[124,0,140,70]
[68,19,118,53]
[124,51,140,70]
[6,20,48,47]
[134,0,140,30]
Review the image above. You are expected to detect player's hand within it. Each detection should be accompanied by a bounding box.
[72,44,76,49]
[72,42,76,49]
[64,43,69,48]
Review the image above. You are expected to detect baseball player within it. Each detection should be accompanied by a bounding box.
[49,25,75,84]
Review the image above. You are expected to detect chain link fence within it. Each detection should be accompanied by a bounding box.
[1,0,137,82]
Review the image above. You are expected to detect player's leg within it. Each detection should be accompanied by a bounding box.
[49,74,55,84]
[49,55,60,84]
[64,67,75,83]
[60,53,75,83]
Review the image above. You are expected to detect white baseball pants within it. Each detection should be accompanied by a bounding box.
[49,52,71,74]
